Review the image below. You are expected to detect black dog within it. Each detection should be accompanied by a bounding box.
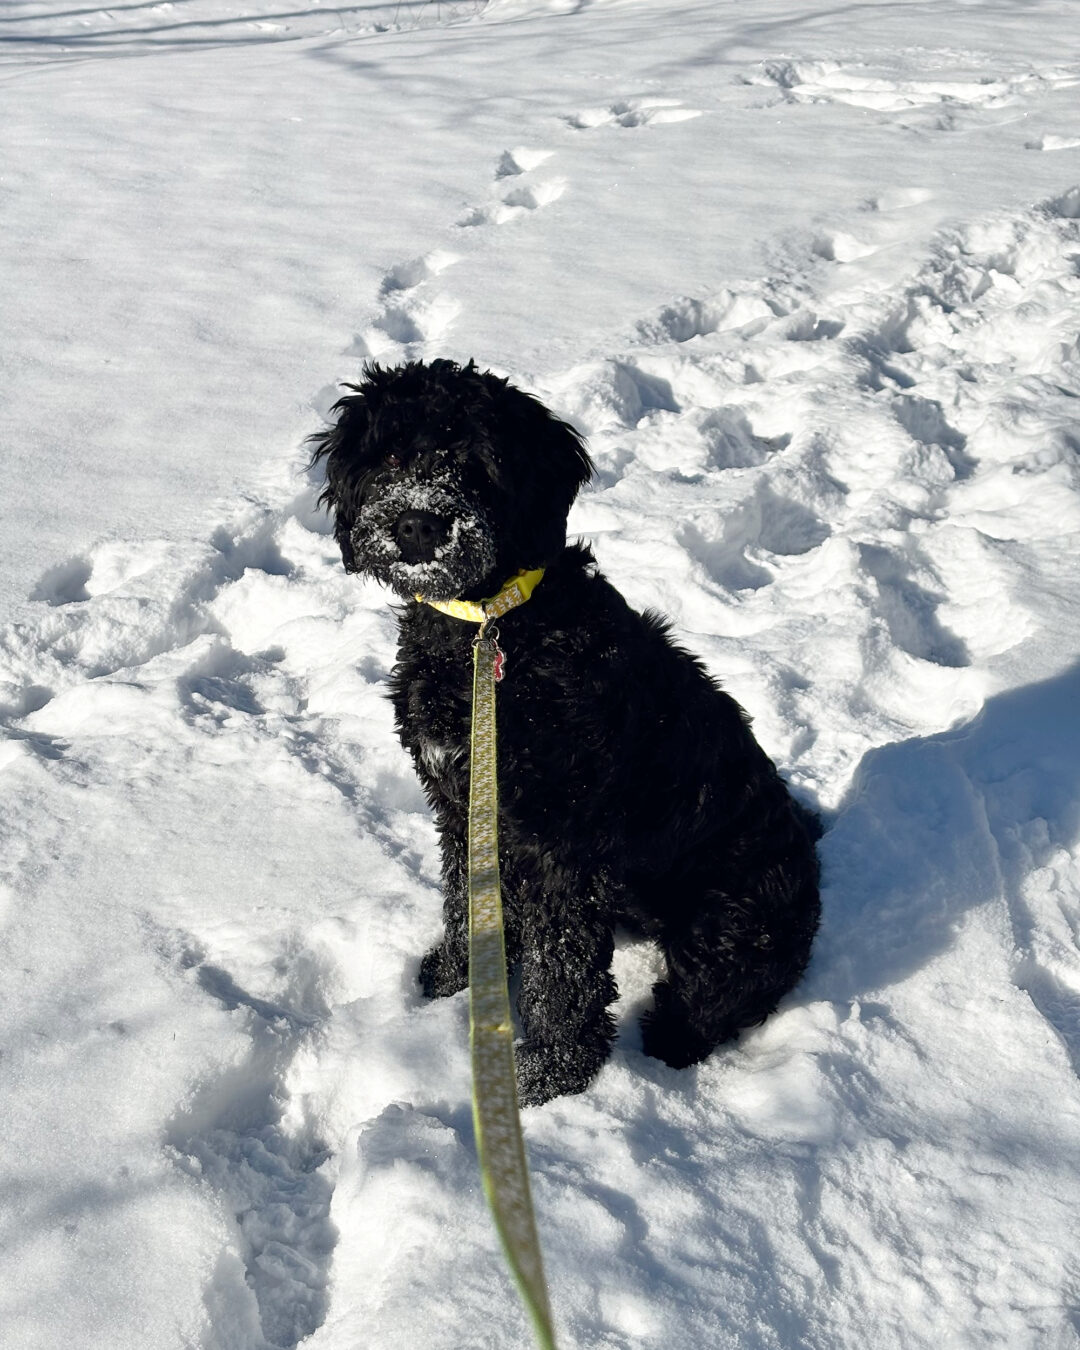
[310,359,820,1106]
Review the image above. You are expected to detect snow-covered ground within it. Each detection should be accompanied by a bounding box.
[2,1,1079,1347]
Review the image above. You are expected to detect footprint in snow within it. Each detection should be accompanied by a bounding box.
[348,291,462,357]
[501,177,567,211]
[12,515,303,702]
[1047,185,1080,218]
[347,249,464,358]
[0,683,54,722]
[1024,133,1080,152]
[29,555,94,607]
[750,58,1069,112]
[378,249,459,296]
[865,187,934,212]
[209,521,295,582]
[856,202,1077,372]
[494,145,555,178]
[680,485,831,594]
[891,393,977,481]
[637,290,788,344]
[810,230,880,264]
[637,289,843,352]
[565,97,702,130]
[458,176,567,228]
[700,408,792,471]
[858,544,971,669]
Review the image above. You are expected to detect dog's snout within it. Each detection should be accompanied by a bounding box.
[395,510,448,564]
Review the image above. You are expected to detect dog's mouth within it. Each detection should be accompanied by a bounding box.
[350,482,498,601]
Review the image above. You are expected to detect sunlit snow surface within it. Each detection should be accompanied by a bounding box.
[2,1,1079,1347]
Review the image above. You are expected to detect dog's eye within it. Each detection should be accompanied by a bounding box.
[385,453,402,470]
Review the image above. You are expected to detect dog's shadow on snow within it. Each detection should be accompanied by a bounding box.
[808,659,1080,1069]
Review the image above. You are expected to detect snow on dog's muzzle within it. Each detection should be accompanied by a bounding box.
[350,480,497,601]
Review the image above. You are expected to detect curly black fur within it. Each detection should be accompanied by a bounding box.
[310,358,820,1106]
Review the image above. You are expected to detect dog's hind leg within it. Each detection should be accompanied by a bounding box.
[641,890,817,1069]
[514,879,618,1107]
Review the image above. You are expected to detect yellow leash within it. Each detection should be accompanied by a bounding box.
[419,569,556,1350]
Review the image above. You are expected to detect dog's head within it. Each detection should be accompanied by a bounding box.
[308,359,592,602]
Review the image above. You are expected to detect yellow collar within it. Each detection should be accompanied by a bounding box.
[417,568,545,624]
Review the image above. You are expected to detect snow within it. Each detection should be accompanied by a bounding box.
[2,1,1079,1347]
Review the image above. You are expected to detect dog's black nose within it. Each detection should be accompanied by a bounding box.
[395,510,448,564]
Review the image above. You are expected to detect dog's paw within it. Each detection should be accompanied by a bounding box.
[514,1040,606,1107]
[419,942,468,999]
[639,996,718,1069]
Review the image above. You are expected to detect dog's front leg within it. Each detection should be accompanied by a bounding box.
[514,881,617,1107]
[419,828,471,998]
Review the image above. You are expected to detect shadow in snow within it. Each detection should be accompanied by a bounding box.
[814,661,1080,1074]
[0,0,488,48]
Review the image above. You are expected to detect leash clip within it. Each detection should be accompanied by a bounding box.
[475,617,506,683]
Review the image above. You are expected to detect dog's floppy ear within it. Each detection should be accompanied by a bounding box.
[526,399,594,506]
[480,370,594,565]
[307,382,375,574]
